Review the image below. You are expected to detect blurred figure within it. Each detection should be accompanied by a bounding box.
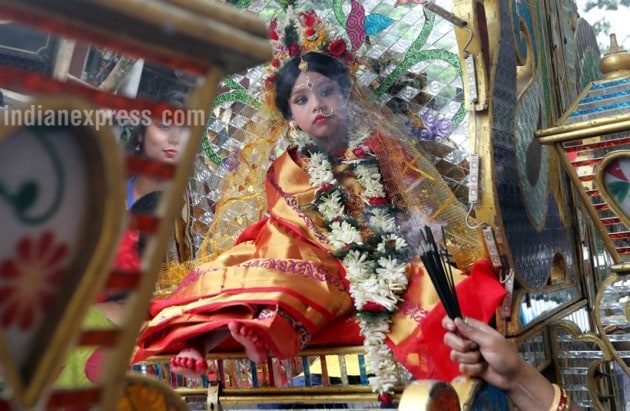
[125,90,189,207]
[125,89,194,272]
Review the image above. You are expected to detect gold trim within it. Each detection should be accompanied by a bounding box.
[174,386,405,406]
[536,114,630,144]
[609,263,630,273]
[217,386,404,395]
[217,392,403,406]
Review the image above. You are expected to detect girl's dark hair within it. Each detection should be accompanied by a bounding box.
[274,52,351,119]
[126,89,187,154]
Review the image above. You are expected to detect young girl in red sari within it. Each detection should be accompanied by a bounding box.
[133,10,505,399]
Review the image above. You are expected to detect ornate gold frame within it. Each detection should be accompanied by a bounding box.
[0,0,272,409]
[0,95,125,407]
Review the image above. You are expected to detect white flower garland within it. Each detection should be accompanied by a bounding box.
[297,125,411,396]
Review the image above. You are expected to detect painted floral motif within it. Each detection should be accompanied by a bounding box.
[0,231,68,330]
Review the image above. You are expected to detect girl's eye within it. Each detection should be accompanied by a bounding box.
[294,96,307,105]
[321,87,335,97]
[157,123,171,131]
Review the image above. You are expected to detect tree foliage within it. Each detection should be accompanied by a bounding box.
[580,0,629,50]
[583,0,630,11]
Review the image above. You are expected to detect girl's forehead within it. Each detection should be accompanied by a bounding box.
[291,71,334,92]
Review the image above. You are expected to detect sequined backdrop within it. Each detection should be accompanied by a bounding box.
[187,0,471,255]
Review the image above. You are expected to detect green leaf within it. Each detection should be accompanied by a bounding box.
[14,181,38,210]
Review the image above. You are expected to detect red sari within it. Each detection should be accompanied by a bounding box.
[133,142,505,382]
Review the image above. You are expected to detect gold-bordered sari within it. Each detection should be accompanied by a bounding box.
[133,135,505,382]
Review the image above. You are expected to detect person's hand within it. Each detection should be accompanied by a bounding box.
[442,316,526,393]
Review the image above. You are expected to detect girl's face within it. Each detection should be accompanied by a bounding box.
[141,121,189,163]
[288,70,349,148]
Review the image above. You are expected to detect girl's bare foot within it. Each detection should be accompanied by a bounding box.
[170,347,208,378]
[228,321,269,363]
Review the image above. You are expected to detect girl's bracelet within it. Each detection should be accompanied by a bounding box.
[550,383,571,411]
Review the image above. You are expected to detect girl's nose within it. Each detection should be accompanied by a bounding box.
[311,96,325,112]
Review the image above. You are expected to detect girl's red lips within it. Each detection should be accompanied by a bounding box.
[164,150,177,158]
[314,115,327,123]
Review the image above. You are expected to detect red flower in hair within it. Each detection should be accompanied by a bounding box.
[304,27,316,38]
[288,44,301,57]
[327,39,347,58]
[272,59,280,68]
[300,10,318,27]
[269,18,279,41]
[369,197,389,205]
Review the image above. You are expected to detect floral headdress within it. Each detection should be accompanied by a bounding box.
[263,3,361,92]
